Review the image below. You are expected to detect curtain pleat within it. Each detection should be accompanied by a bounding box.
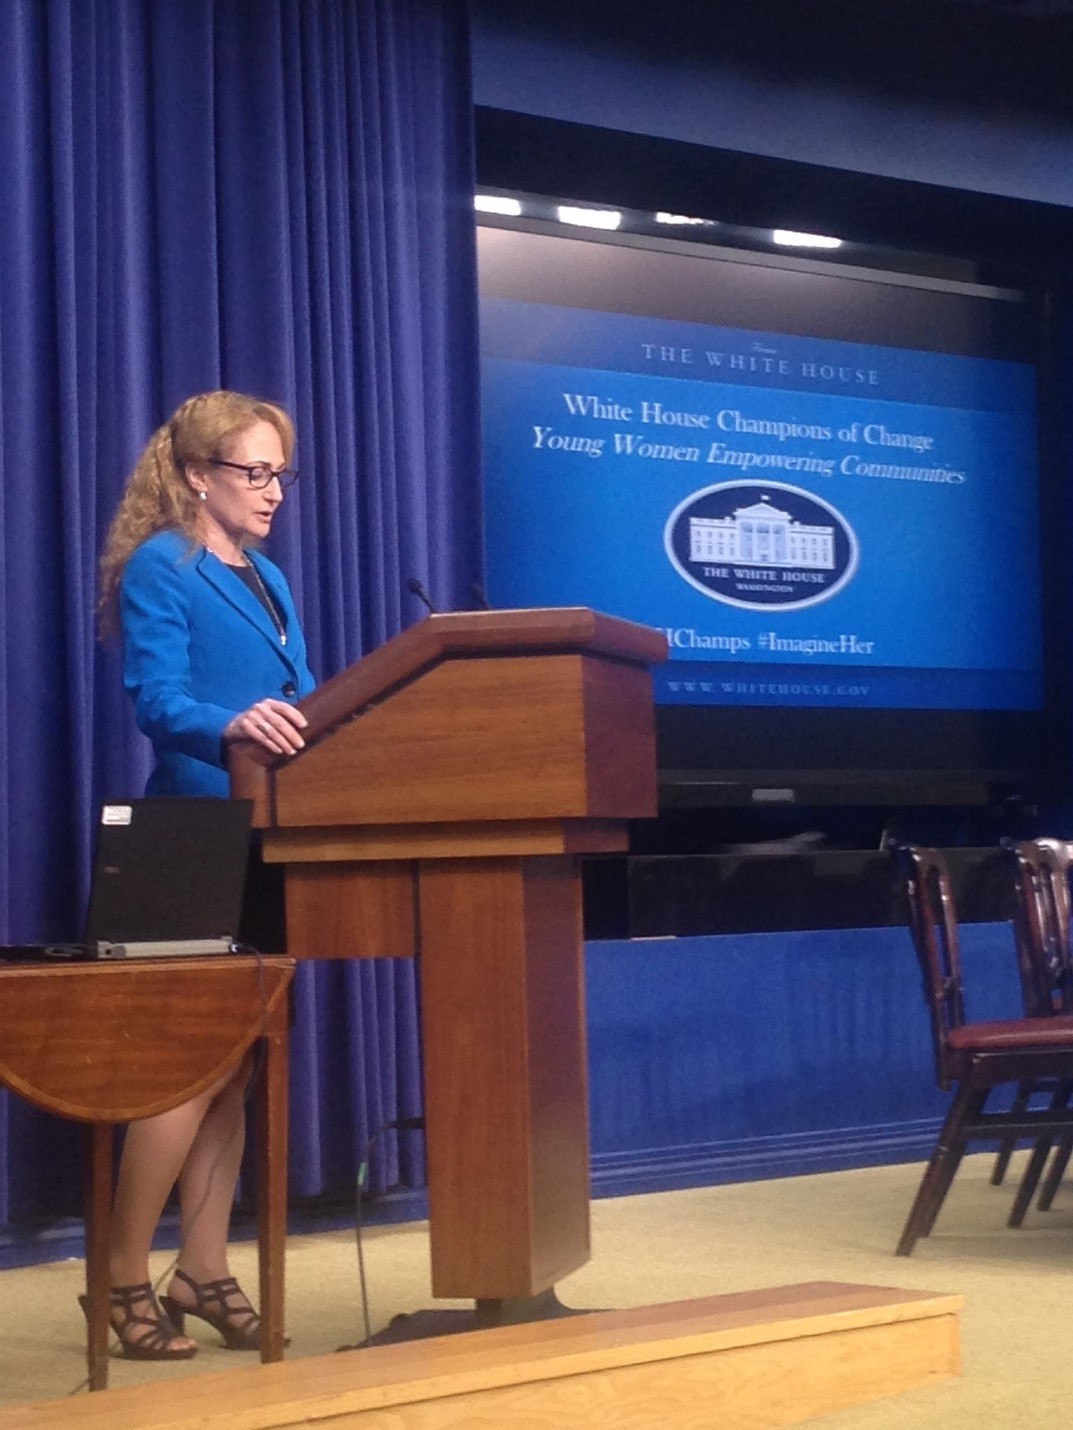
[0,0,478,1232]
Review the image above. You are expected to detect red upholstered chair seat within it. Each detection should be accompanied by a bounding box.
[948,1016,1073,1051]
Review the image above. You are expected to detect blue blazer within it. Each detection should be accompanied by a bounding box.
[121,528,316,797]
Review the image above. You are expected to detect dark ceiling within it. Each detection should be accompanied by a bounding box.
[929,0,1073,13]
[472,0,1073,117]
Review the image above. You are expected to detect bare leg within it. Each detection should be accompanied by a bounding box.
[108,1060,250,1353]
[163,1057,263,1345]
[111,1105,209,1283]
[173,1060,251,1283]
[108,1095,217,1354]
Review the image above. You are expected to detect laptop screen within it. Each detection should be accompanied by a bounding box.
[86,799,252,945]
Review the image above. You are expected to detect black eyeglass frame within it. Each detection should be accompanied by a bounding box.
[210,458,299,490]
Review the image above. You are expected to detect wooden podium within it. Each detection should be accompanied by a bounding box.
[231,607,666,1309]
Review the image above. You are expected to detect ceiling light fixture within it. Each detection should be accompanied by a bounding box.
[655,212,716,227]
[772,230,843,249]
[474,195,523,216]
[556,205,623,231]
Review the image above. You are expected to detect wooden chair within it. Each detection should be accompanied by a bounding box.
[1000,838,1073,1223]
[893,844,1073,1256]
[1007,838,1073,1018]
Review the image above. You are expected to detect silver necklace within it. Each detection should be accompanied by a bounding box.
[244,556,288,646]
[206,543,288,646]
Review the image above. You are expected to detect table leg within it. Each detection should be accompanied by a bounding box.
[84,1122,114,1391]
[256,1028,289,1362]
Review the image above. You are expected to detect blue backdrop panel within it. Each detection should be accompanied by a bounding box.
[586,922,1021,1198]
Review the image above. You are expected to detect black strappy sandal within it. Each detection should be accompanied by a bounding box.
[160,1269,263,1351]
[79,1282,198,1360]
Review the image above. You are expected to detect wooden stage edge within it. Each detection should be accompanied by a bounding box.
[0,1281,961,1430]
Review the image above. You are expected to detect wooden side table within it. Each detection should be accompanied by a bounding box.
[0,955,293,1390]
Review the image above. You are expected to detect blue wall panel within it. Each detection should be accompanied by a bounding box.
[586,922,1021,1197]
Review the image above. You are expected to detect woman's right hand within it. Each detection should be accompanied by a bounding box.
[223,699,308,757]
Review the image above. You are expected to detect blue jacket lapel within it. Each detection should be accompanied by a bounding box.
[195,548,298,675]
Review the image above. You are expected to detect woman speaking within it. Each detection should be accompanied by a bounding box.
[96,390,314,1358]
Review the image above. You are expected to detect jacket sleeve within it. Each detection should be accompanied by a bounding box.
[120,540,236,768]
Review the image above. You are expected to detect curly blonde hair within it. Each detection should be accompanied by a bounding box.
[98,390,295,638]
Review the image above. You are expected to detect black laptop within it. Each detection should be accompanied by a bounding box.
[2,799,252,962]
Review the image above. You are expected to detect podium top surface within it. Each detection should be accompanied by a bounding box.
[228,608,666,824]
[294,607,665,749]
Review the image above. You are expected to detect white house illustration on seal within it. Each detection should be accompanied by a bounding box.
[689,494,835,569]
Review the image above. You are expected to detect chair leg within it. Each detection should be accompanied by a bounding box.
[991,1079,1034,1185]
[1008,1138,1052,1227]
[1009,1078,1073,1224]
[1039,1136,1073,1211]
[896,1082,983,1256]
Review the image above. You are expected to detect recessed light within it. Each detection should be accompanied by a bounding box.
[655,212,716,227]
[475,195,523,216]
[556,206,623,231]
[772,230,843,249]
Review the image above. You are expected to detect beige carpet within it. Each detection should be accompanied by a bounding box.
[1,1151,1069,1425]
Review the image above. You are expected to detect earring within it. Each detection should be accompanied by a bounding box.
[198,490,207,502]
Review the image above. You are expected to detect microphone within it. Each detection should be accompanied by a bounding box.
[470,583,492,611]
[405,577,437,614]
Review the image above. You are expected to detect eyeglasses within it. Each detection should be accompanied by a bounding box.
[210,458,299,490]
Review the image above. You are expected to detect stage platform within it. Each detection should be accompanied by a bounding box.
[0,1280,960,1428]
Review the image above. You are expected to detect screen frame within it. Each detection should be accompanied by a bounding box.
[477,211,1070,810]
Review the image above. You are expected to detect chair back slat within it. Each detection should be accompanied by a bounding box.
[894,844,964,1088]
[1005,838,1073,1017]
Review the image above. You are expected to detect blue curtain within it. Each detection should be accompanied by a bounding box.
[0,0,480,1231]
